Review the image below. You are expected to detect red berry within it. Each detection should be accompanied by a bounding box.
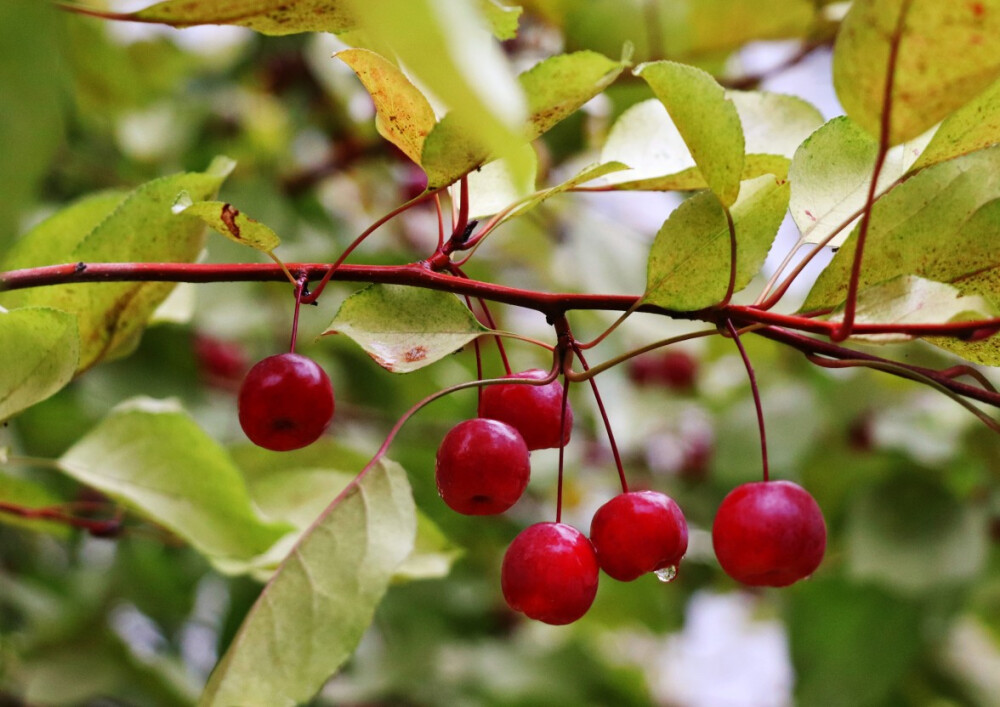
[712,480,826,587]
[628,349,698,390]
[194,334,248,384]
[501,522,599,625]
[590,490,688,581]
[478,369,572,451]
[238,353,334,451]
[435,418,531,515]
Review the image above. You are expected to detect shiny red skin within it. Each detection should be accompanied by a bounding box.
[478,369,573,451]
[238,353,334,451]
[590,491,689,581]
[435,418,531,515]
[501,522,599,625]
[712,481,826,587]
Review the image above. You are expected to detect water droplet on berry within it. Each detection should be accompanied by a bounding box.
[654,566,677,583]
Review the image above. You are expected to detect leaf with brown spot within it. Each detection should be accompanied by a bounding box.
[322,285,487,373]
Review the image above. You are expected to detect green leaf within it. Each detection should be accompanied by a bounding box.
[728,90,824,159]
[174,195,281,253]
[803,146,1000,313]
[642,174,790,310]
[75,0,359,36]
[521,49,628,141]
[790,578,923,707]
[846,474,989,595]
[337,48,437,166]
[560,0,814,64]
[910,75,1000,172]
[200,458,416,707]
[419,49,626,189]
[0,158,233,372]
[234,441,459,582]
[350,0,530,190]
[0,307,80,422]
[479,0,521,40]
[828,275,998,344]
[393,511,464,583]
[0,1,65,249]
[58,398,291,571]
[1,190,128,273]
[0,469,69,537]
[600,94,810,192]
[323,284,487,373]
[790,117,932,247]
[634,61,745,206]
[833,0,1000,145]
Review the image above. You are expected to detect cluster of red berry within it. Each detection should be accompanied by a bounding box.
[435,367,828,625]
[235,354,827,626]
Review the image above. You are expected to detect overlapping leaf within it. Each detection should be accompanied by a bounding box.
[236,442,461,582]
[643,174,790,310]
[804,146,1000,312]
[66,0,360,36]
[827,275,998,343]
[834,0,1000,145]
[337,49,437,165]
[420,50,628,189]
[790,117,933,247]
[59,398,291,572]
[0,159,233,372]
[323,284,487,372]
[634,61,745,206]
[601,92,820,192]
[560,0,815,64]
[200,458,416,706]
[0,307,80,421]
[909,76,1000,172]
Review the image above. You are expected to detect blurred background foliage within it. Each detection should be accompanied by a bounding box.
[1,1,999,705]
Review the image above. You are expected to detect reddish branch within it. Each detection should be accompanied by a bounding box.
[3,260,1000,410]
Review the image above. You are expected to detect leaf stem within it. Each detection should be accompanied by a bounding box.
[833,0,912,340]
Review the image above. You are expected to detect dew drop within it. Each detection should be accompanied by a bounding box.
[654,565,677,583]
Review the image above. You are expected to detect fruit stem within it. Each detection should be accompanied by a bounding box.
[726,319,769,482]
[572,342,628,493]
[288,276,308,353]
[300,186,444,305]
[555,368,572,524]
[451,265,512,374]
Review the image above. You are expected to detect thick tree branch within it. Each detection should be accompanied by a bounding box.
[3,260,999,409]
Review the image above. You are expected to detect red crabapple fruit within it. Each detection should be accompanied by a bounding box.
[238,353,334,451]
[590,490,688,581]
[501,522,599,625]
[435,418,531,515]
[712,480,826,587]
[479,369,572,451]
